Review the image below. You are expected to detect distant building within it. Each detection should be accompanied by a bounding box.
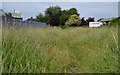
[11,10,22,18]
[0,9,13,27]
[0,9,23,27]
[97,18,113,25]
[118,16,120,18]
[11,10,23,26]
[26,17,35,22]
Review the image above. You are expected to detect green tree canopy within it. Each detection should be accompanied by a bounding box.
[65,14,81,26]
[59,10,70,25]
[45,6,62,26]
[68,8,79,15]
[60,8,79,25]
[35,13,45,22]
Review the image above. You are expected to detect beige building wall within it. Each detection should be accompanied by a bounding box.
[11,10,21,18]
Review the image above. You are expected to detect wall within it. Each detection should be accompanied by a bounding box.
[1,14,46,28]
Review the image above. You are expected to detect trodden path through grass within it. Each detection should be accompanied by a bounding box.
[2,26,119,73]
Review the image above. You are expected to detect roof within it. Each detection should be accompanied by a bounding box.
[98,18,113,22]
[26,17,35,21]
[13,17,23,19]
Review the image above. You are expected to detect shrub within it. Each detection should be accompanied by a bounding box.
[65,14,81,26]
[60,8,79,26]
[109,18,120,26]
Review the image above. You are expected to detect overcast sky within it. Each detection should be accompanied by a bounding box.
[2,2,119,21]
[2,0,119,2]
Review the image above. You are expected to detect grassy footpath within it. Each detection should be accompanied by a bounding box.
[2,26,119,73]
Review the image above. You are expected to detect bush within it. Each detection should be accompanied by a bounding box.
[60,25,69,29]
[59,8,79,26]
[65,14,81,26]
[109,18,120,26]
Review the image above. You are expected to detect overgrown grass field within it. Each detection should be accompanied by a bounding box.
[2,26,119,73]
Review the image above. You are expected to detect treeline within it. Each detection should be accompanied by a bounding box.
[35,6,94,27]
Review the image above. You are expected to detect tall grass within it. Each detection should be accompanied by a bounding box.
[2,26,119,73]
[0,28,2,74]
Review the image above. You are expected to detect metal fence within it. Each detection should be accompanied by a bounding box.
[1,19,47,28]
[22,21,46,28]
[0,15,47,28]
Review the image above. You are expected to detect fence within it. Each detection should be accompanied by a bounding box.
[1,18,47,28]
[22,21,46,28]
[0,15,47,28]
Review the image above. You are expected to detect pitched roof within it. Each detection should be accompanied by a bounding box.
[98,18,113,22]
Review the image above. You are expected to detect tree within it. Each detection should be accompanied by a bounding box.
[68,8,79,15]
[45,6,62,26]
[35,13,45,22]
[65,14,81,26]
[60,8,79,25]
[86,17,95,26]
[81,17,86,26]
[59,10,70,25]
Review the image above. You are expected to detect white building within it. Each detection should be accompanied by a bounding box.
[11,10,22,18]
[89,22,102,27]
